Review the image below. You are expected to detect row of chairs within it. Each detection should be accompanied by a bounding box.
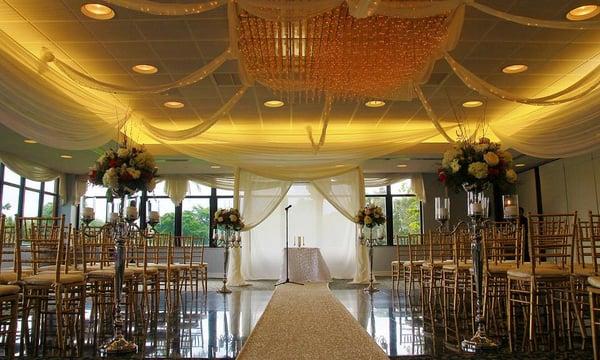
[0,214,208,357]
[391,212,600,357]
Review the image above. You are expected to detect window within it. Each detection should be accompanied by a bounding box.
[0,163,59,223]
[365,179,422,246]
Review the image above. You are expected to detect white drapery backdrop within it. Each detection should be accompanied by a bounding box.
[234,168,368,282]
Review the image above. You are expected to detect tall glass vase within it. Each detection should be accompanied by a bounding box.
[461,185,497,351]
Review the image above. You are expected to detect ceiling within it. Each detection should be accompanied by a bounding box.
[0,0,595,174]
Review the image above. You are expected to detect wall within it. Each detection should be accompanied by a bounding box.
[517,152,600,218]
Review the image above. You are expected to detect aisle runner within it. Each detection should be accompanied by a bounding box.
[237,283,388,360]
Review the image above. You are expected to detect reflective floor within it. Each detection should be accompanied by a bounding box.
[11,278,595,359]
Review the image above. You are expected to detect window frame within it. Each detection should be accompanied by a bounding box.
[365,183,423,246]
[0,163,59,221]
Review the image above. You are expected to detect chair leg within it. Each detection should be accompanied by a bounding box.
[507,277,513,352]
[590,290,597,360]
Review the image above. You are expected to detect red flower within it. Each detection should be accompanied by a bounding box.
[109,159,119,168]
[120,172,133,181]
[488,167,500,177]
[438,169,447,183]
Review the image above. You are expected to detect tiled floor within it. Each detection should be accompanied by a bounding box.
[11,278,595,359]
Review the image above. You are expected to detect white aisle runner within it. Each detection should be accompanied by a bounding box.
[237,283,388,360]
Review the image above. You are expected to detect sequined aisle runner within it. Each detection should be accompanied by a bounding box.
[237,283,388,360]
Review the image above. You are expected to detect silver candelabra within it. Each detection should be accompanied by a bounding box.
[358,226,384,293]
[213,228,241,294]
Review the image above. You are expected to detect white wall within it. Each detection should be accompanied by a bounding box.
[529,153,600,217]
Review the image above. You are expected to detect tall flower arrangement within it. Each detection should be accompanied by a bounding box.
[438,137,517,192]
[214,208,245,231]
[88,144,158,198]
[354,203,386,228]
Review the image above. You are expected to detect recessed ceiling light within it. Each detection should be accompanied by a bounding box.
[81,3,115,20]
[365,100,386,108]
[24,139,37,144]
[163,101,184,109]
[210,165,221,169]
[264,100,284,108]
[335,164,345,168]
[515,163,526,167]
[132,64,158,74]
[60,155,73,159]
[396,164,408,168]
[566,5,600,21]
[462,100,483,108]
[502,64,528,74]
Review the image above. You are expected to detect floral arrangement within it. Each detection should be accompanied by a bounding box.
[88,144,158,198]
[354,204,386,228]
[214,208,245,231]
[437,137,517,192]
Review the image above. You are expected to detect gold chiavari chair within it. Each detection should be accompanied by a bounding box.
[587,214,600,359]
[174,236,207,296]
[83,226,137,341]
[482,221,522,334]
[126,230,160,324]
[391,235,407,291]
[506,213,577,352]
[402,234,426,297]
[0,215,19,359]
[441,227,472,348]
[0,221,30,285]
[17,216,86,356]
[420,230,455,322]
[148,234,182,311]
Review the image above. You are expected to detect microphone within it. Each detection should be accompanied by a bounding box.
[285,205,292,210]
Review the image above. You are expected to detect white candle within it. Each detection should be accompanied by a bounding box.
[149,210,160,223]
[126,206,138,219]
[470,202,483,215]
[82,207,95,220]
[437,208,449,220]
[110,212,119,223]
[504,205,518,218]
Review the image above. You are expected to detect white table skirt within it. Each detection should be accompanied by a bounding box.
[279,247,331,283]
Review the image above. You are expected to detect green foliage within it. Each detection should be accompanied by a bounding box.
[392,197,421,236]
[153,204,210,245]
[42,202,54,217]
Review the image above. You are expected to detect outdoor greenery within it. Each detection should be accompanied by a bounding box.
[154,204,210,245]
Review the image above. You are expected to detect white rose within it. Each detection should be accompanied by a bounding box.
[126,167,141,179]
[217,216,224,222]
[102,168,119,189]
[450,159,461,173]
[442,148,460,167]
[483,152,499,167]
[506,169,518,183]
[229,214,238,222]
[468,162,488,179]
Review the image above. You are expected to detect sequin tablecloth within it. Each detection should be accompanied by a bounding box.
[278,247,331,283]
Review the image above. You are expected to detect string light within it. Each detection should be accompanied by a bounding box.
[238,4,451,101]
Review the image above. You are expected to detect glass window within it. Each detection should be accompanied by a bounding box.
[25,179,41,190]
[148,181,168,197]
[85,185,108,198]
[188,182,211,196]
[365,186,387,195]
[1,184,19,225]
[181,198,210,244]
[217,197,234,209]
[42,194,56,217]
[3,166,21,185]
[148,198,176,235]
[45,180,57,194]
[23,190,40,217]
[216,188,234,196]
[364,196,387,245]
[392,196,421,237]
[390,179,413,195]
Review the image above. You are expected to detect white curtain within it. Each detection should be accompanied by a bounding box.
[242,183,356,279]
[365,173,427,202]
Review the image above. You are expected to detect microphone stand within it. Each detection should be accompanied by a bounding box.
[275,205,303,286]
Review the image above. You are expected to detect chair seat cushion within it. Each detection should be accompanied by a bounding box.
[443,262,472,271]
[38,265,75,272]
[0,284,20,296]
[588,276,600,288]
[126,265,158,274]
[87,268,135,279]
[23,273,85,285]
[190,262,207,268]
[507,264,569,279]
[422,260,453,269]
[487,262,518,274]
[403,260,425,267]
[572,265,596,277]
[0,271,32,284]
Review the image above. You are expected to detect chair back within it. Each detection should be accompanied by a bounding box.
[576,217,595,271]
[80,225,113,272]
[588,213,600,274]
[407,234,427,264]
[0,216,17,273]
[16,215,66,280]
[148,233,173,266]
[427,230,454,264]
[483,221,523,271]
[173,236,204,266]
[528,213,577,275]
[451,226,472,265]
